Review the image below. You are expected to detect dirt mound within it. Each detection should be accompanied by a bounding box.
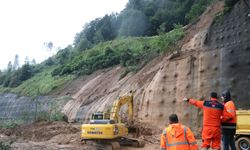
[1,121,80,142]
[131,121,162,137]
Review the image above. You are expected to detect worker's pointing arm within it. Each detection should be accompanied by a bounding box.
[183,98,204,109]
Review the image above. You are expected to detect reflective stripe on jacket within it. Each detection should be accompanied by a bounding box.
[189,98,223,127]
[221,100,236,134]
[160,123,198,150]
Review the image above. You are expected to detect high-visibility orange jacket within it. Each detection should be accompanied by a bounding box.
[188,98,223,149]
[160,123,198,150]
[221,100,237,134]
[189,98,224,127]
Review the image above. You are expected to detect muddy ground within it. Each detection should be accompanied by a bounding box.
[0,121,162,150]
[0,121,204,150]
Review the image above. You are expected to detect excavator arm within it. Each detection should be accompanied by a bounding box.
[110,92,133,123]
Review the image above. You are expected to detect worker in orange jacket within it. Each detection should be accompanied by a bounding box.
[221,90,237,150]
[183,92,224,150]
[160,114,198,150]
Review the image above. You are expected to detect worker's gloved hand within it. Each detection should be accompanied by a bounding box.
[183,97,189,102]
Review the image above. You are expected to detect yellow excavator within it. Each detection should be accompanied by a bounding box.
[81,91,144,150]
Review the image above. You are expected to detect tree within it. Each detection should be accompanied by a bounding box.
[44,57,54,66]
[186,0,212,22]
[157,22,167,35]
[13,54,20,70]
[55,47,71,64]
[24,56,29,64]
[2,61,13,87]
[44,41,54,51]
[76,38,92,51]
[8,70,22,87]
[73,14,119,49]
[126,0,144,10]
[20,64,32,81]
[0,70,4,85]
[94,14,119,42]
[31,59,36,65]
[84,19,100,44]
[7,61,12,72]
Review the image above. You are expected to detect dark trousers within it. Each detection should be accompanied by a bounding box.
[222,134,236,150]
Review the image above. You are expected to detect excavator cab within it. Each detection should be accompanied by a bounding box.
[91,112,110,120]
[90,112,114,124]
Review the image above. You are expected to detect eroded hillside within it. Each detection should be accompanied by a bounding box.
[55,0,249,134]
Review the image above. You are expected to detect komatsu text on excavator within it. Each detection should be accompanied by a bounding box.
[81,91,144,150]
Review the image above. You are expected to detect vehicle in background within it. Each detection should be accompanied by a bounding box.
[235,110,250,150]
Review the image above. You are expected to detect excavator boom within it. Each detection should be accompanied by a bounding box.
[110,93,133,123]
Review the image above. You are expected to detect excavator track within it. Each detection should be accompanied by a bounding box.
[133,139,145,147]
[111,141,120,150]
[84,137,144,150]
[118,137,145,148]
[85,140,121,150]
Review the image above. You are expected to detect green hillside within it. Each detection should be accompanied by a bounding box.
[0,26,184,97]
[0,0,235,97]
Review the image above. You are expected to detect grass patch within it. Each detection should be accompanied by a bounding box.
[0,142,11,150]
[0,86,10,94]
[9,67,74,98]
[52,26,184,76]
[36,96,71,121]
[0,119,24,129]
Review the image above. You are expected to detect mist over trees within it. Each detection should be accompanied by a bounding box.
[73,0,214,51]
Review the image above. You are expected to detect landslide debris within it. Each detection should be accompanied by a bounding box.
[1,121,79,142]
[0,121,83,150]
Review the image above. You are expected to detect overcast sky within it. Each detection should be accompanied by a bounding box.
[0,0,128,70]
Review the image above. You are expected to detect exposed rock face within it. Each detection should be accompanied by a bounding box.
[144,1,250,131]
[207,0,250,109]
